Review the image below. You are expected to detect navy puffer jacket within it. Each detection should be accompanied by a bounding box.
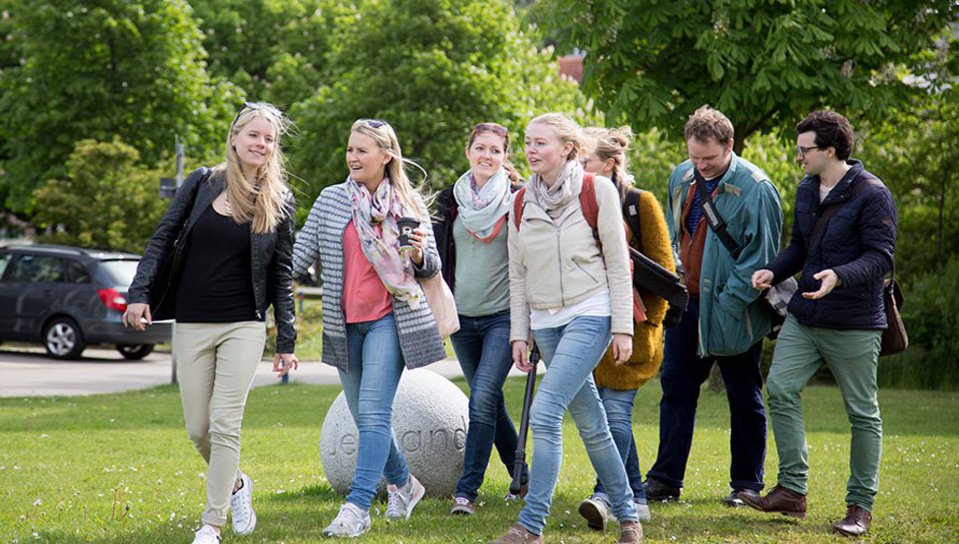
[765,160,897,330]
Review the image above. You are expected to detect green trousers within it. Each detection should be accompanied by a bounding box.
[766,315,882,511]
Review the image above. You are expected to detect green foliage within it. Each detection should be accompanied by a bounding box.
[189,0,349,109]
[881,255,959,389]
[31,139,168,253]
[0,0,239,214]
[857,34,959,277]
[532,0,959,150]
[289,0,590,204]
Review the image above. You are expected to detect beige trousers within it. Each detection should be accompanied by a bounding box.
[174,321,266,527]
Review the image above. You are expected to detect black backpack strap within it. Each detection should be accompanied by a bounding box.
[694,169,743,259]
[623,188,643,248]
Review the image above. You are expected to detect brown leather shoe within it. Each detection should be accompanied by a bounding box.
[737,485,806,518]
[491,523,544,544]
[832,504,871,537]
[618,520,643,543]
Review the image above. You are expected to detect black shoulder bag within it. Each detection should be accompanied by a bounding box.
[622,188,688,328]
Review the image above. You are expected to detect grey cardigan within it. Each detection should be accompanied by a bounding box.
[292,182,446,372]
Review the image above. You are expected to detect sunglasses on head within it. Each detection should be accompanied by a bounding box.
[358,118,390,129]
[232,102,284,130]
[473,122,509,135]
[231,102,259,128]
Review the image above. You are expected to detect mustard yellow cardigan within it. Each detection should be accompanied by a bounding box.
[593,189,675,390]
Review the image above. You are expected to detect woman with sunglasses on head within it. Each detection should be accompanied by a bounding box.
[494,113,642,544]
[292,118,446,538]
[125,102,299,544]
[576,127,674,530]
[432,123,528,516]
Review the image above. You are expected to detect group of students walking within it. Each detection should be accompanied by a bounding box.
[125,102,897,543]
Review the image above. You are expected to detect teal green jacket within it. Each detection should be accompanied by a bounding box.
[666,154,783,357]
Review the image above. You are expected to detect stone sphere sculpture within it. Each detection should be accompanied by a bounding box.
[319,368,469,497]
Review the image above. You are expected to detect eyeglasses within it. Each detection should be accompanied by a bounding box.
[795,145,820,159]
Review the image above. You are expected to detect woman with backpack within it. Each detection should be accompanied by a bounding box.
[433,122,529,515]
[493,113,642,544]
[576,127,675,531]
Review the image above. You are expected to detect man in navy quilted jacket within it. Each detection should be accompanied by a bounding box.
[741,110,898,538]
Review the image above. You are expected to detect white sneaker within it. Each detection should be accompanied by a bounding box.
[230,473,256,535]
[191,525,221,544]
[385,474,425,520]
[635,500,652,522]
[322,502,371,537]
[578,495,609,531]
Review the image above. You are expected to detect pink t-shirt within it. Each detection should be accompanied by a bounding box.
[342,221,392,323]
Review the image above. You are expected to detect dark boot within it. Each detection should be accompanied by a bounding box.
[722,490,745,508]
[643,477,681,502]
[737,484,806,518]
[832,504,871,537]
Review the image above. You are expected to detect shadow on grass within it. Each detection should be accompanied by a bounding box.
[267,483,343,503]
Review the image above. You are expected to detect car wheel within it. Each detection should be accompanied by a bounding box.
[116,344,154,360]
[44,317,85,360]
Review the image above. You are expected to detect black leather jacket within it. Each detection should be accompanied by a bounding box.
[128,167,297,353]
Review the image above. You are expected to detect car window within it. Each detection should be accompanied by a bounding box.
[66,259,92,283]
[99,259,139,286]
[0,252,11,280]
[8,254,65,283]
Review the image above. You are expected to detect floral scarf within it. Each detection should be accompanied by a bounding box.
[344,176,424,309]
[452,166,511,241]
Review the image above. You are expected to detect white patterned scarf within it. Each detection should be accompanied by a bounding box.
[344,176,424,309]
[452,166,511,241]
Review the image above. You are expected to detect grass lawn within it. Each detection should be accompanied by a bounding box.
[1,378,957,543]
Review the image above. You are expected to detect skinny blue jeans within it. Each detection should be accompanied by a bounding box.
[338,313,410,510]
[592,387,647,503]
[451,310,528,501]
[517,315,638,535]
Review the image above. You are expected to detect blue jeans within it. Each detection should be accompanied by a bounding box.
[592,387,646,503]
[646,297,766,492]
[451,310,528,501]
[518,316,637,535]
[338,313,410,510]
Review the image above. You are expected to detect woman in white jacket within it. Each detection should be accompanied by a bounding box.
[492,113,642,544]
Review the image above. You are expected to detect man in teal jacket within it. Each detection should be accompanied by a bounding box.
[644,106,783,507]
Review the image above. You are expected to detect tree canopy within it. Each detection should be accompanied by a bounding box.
[0,0,238,213]
[532,0,959,151]
[289,0,589,202]
[31,139,169,253]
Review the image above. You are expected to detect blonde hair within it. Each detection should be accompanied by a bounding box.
[351,119,427,221]
[583,126,634,198]
[222,102,291,234]
[527,113,583,163]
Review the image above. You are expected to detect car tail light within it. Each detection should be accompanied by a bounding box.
[98,288,127,312]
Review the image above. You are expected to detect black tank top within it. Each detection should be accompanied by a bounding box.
[175,204,258,322]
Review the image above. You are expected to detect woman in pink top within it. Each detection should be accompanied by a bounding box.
[292,119,447,538]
